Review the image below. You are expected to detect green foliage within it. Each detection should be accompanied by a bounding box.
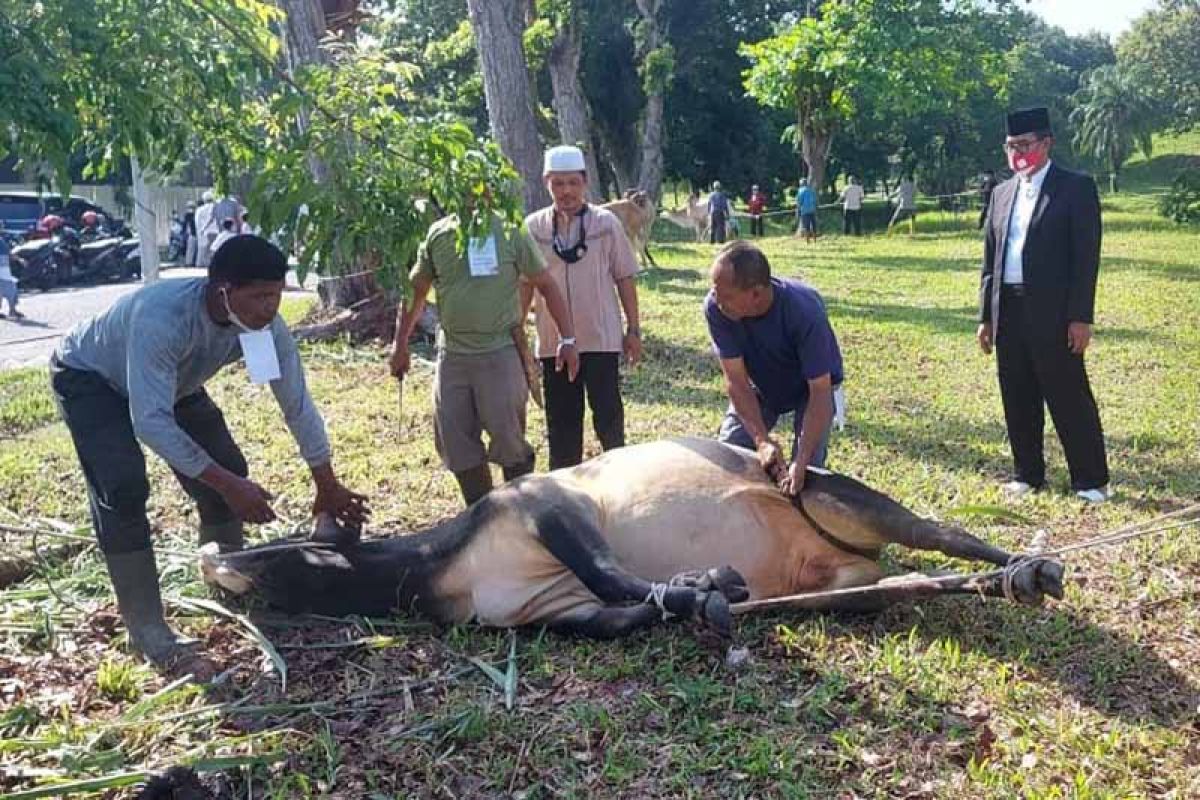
[1070,64,1158,191]
[1117,1,1200,133]
[1159,167,1200,224]
[640,44,675,95]
[0,0,277,193]
[95,658,142,703]
[240,46,522,287]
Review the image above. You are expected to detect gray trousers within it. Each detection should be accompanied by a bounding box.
[717,390,833,469]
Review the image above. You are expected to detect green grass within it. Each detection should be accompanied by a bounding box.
[1,176,1198,797]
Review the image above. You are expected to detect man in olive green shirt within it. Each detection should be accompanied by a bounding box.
[389,214,579,504]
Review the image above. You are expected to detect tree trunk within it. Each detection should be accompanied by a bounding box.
[281,0,331,186]
[130,154,161,284]
[547,4,602,203]
[467,0,546,214]
[633,0,667,204]
[598,124,638,195]
[800,122,833,195]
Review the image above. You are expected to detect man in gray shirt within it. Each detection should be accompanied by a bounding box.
[51,235,368,674]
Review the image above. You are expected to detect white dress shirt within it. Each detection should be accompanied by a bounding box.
[841,184,864,210]
[1002,160,1052,285]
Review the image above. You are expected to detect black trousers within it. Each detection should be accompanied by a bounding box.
[709,214,727,244]
[995,289,1109,491]
[843,209,862,235]
[51,361,248,554]
[750,215,764,236]
[541,352,625,469]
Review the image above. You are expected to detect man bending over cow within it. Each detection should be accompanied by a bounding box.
[705,240,844,495]
[51,236,368,675]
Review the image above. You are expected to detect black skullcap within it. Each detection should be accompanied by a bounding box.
[208,235,288,285]
[1006,107,1052,137]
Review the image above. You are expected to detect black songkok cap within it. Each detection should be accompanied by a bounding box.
[1006,107,1052,137]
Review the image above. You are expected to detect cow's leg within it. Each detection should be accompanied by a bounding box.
[790,562,1065,614]
[642,244,657,268]
[550,603,662,639]
[532,503,748,636]
[803,473,1016,566]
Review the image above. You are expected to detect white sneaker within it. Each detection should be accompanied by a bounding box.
[1076,486,1109,504]
[1002,480,1037,498]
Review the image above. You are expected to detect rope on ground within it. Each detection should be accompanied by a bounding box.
[731,503,1200,616]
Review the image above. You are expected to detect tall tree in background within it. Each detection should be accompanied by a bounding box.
[466,0,546,212]
[543,0,603,201]
[1070,65,1158,193]
[1117,1,1200,134]
[632,0,672,202]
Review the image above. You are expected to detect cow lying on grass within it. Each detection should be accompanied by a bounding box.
[202,438,1064,638]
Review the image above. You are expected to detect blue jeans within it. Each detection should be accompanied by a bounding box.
[717,390,833,468]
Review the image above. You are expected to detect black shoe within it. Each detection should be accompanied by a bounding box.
[454,464,494,506]
[103,549,197,666]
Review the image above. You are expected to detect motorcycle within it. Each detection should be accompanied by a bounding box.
[10,227,141,290]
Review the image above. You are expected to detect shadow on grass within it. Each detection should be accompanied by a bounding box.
[1103,256,1200,283]
[626,332,726,411]
[827,298,980,334]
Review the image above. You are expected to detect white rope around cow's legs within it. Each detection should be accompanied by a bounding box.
[644,582,674,621]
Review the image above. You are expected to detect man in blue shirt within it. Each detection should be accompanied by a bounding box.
[795,179,818,243]
[704,241,843,494]
[707,181,731,244]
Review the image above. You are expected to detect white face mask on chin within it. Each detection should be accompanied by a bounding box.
[221,287,281,384]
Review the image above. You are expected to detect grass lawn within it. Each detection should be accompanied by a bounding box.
[1,140,1197,798]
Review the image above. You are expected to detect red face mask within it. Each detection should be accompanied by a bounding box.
[1008,147,1048,177]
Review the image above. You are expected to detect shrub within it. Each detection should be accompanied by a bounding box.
[1159,167,1200,224]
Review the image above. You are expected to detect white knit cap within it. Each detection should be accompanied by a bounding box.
[543,145,586,175]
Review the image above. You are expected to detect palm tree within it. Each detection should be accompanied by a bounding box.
[1070,65,1159,193]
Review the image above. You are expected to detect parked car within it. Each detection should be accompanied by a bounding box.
[0,192,131,241]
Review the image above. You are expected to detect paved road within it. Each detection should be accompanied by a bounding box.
[0,268,315,370]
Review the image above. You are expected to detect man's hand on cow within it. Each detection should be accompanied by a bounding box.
[977,322,994,355]
[779,459,807,496]
[388,342,411,378]
[623,330,642,367]
[756,438,786,482]
[556,340,580,381]
[1067,321,1092,355]
[222,476,277,525]
[313,480,371,528]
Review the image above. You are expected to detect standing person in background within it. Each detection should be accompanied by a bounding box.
[977,106,1109,504]
[978,169,998,230]
[795,179,818,243]
[707,181,731,244]
[747,185,767,237]
[0,222,25,320]
[887,176,918,235]
[212,196,243,237]
[840,176,865,236]
[195,191,217,268]
[183,201,198,267]
[525,145,642,470]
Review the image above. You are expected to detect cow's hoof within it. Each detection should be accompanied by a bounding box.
[670,566,750,604]
[1008,557,1065,605]
[700,592,733,638]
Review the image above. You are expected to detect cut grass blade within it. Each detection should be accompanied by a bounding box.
[172,596,288,693]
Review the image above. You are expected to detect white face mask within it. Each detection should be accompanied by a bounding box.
[221,287,281,384]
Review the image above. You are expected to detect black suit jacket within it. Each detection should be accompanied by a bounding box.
[979,163,1102,336]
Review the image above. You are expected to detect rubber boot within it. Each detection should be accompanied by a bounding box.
[199,520,245,553]
[502,456,535,483]
[453,464,493,506]
[103,549,197,666]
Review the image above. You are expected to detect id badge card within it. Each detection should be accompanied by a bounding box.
[239,329,282,384]
[467,235,499,277]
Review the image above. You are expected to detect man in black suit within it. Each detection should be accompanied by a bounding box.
[977,107,1110,503]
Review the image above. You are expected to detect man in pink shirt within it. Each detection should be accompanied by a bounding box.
[524,146,643,468]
